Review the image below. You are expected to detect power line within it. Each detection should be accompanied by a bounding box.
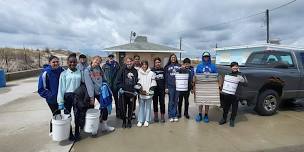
[178,0,297,36]
[270,0,296,11]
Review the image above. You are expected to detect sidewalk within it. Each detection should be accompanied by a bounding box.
[0,77,73,152]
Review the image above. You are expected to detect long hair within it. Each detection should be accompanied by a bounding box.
[165,54,178,68]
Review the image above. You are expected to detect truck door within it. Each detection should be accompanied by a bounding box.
[267,52,301,99]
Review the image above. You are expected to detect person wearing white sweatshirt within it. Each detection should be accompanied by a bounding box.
[136,60,157,127]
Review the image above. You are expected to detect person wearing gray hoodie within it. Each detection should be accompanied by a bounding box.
[84,56,115,132]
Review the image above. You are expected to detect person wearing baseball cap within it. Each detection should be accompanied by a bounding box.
[195,51,217,123]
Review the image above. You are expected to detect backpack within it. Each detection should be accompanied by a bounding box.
[99,82,113,112]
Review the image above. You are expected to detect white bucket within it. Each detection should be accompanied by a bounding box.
[52,113,71,141]
[176,73,189,91]
[222,75,240,95]
[84,109,100,134]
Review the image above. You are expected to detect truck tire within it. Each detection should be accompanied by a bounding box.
[255,90,280,116]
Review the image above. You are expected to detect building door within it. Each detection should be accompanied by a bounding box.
[119,52,126,66]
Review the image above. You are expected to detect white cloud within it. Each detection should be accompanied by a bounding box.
[0,0,303,56]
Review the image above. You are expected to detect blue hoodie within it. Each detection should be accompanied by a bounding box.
[38,65,64,104]
[165,63,181,88]
[196,52,217,74]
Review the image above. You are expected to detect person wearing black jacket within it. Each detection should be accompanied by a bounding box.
[219,62,247,127]
[73,83,91,140]
[116,56,139,128]
[151,57,166,123]
[177,58,194,119]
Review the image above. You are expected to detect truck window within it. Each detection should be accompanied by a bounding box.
[269,52,294,67]
[246,53,267,65]
[266,55,278,64]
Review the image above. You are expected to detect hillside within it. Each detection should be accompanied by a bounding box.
[0,48,79,72]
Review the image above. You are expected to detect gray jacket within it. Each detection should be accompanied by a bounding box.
[84,65,104,98]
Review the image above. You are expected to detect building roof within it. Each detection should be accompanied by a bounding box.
[104,36,184,53]
[214,43,304,51]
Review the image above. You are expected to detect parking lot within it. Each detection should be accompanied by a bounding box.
[1,77,304,152]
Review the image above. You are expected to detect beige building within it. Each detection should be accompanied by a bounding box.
[104,36,183,67]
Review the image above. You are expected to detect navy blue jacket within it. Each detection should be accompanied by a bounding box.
[38,65,64,104]
[165,63,181,88]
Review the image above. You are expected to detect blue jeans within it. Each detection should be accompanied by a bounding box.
[138,98,152,123]
[168,87,179,118]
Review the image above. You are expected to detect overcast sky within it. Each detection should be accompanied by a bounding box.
[0,0,303,56]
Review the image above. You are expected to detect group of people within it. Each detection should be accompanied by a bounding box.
[38,51,246,141]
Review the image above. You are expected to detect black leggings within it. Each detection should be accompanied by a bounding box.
[122,94,134,120]
[153,88,165,114]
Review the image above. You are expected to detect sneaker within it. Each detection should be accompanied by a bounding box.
[173,117,179,122]
[204,115,209,123]
[177,114,181,118]
[184,114,190,119]
[143,121,149,127]
[69,134,75,141]
[101,122,115,132]
[169,118,174,122]
[127,120,132,128]
[137,122,142,127]
[195,114,202,122]
[229,120,235,127]
[154,117,159,123]
[160,114,165,123]
[131,113,136,120]
[122,119,127,128]
[219,119,227,125]
[49,132,52,137]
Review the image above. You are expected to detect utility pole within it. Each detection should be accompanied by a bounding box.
[266,9,270,43]
[179,37,182,62]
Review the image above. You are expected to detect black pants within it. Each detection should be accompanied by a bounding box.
[122,94,134,121]
[178,91,190,116]
[153,88,165,114]
[222,94,238,121]
[94,95,109,121]
[64,93,76,136]
[47,103,60,133]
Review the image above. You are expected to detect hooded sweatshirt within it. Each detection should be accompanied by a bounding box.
[196,52,217,74]
[38,65,64,104]
[84,65,104,98]
[165,63,181,88]
[138,68,157,99]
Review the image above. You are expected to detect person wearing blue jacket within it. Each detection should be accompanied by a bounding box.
[165,54,181,122]
[38,55,64,136]
[195,52,217,123]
